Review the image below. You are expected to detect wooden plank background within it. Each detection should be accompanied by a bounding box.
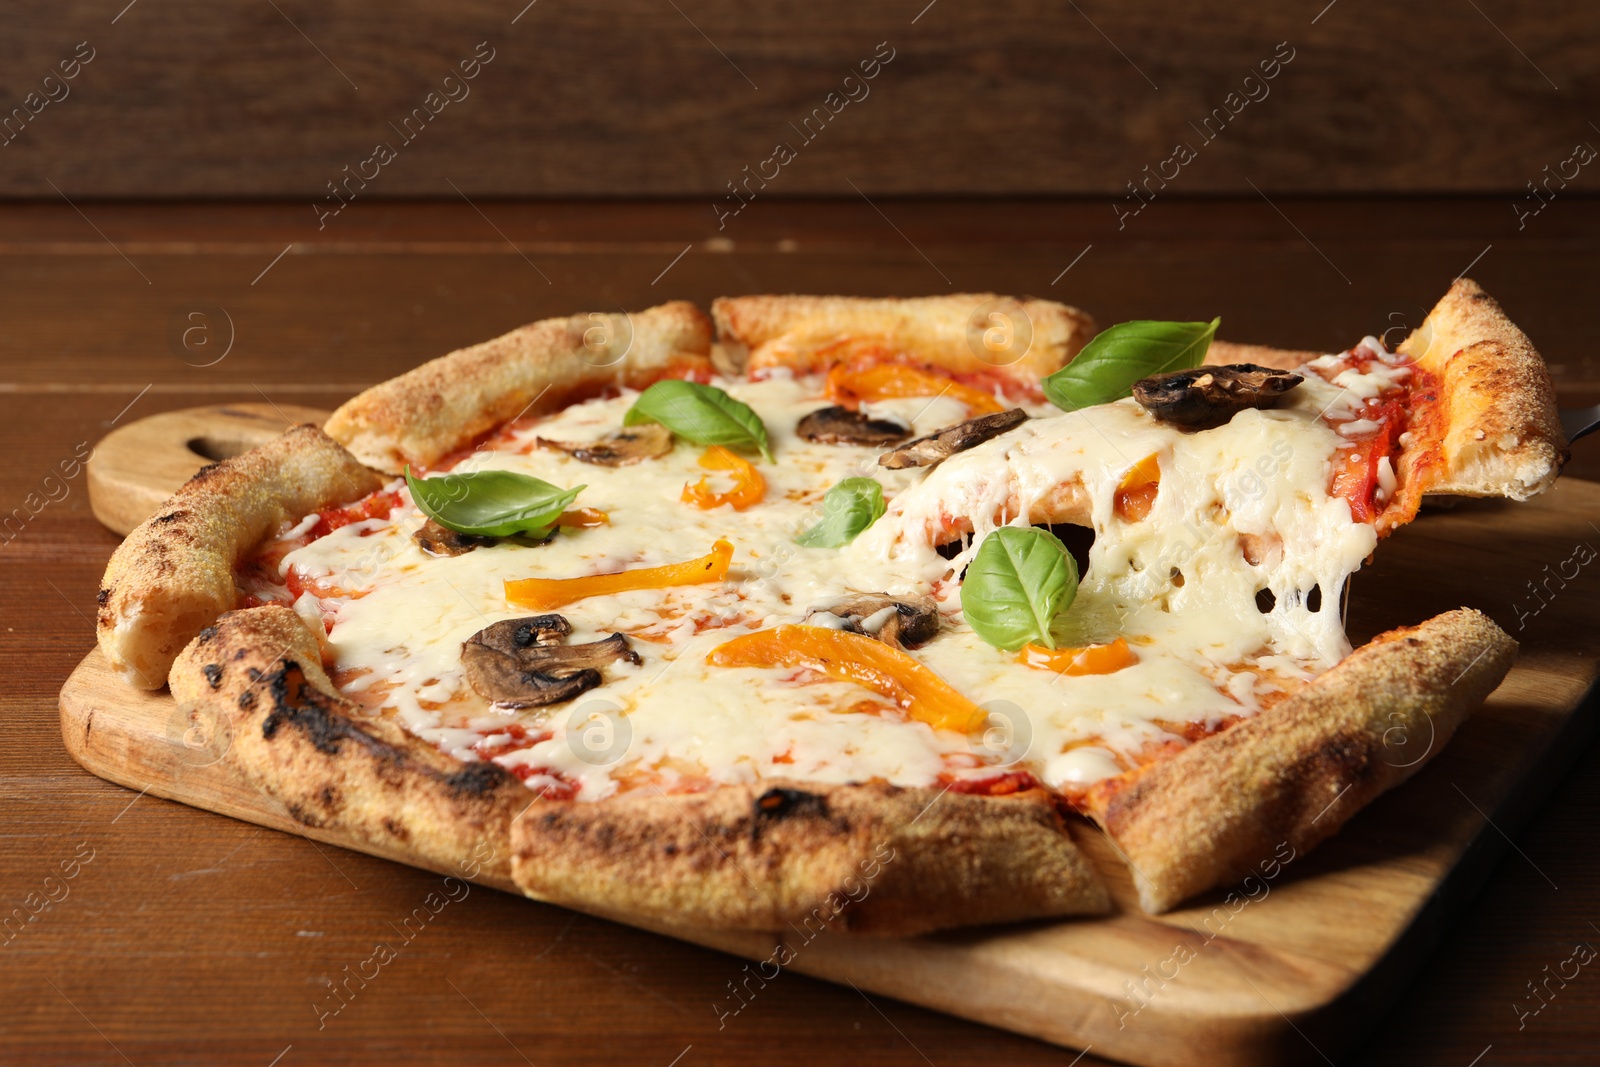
[2,1,1597,199]
[3,198,1597,395]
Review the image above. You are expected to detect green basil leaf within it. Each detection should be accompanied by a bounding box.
[622,380,774,462]
[795,477,886,548]
[405,467,584,539]
[959,526,1078,651]
[1042,318,1220,412]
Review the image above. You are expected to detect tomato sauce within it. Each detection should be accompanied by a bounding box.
[1309,342,1443,530]
[1328,397,1406,523]
[944,769,1042,796]
[309,489,403,538]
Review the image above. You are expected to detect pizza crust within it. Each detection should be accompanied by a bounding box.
[1398,278,1566,501]
[511,780,1110,937]
[712,293,1096,383]
[170,605,526,884]
[1085,608,1516,914]
[324,300,714,473]
[96,425,381,690]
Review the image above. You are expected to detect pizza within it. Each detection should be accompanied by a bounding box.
[93,280,1565,933]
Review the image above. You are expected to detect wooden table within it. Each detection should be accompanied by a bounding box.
[4,198,1597,1066]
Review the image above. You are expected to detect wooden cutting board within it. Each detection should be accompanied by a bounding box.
[62,404,1600,1067]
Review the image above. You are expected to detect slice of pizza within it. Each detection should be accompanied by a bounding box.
[94,281,1562,934]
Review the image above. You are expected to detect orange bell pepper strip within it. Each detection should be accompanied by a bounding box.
[682,447,766,511]
[1114,454,1160,523]
[506,539,733,610]
[1018,637,1138,676]
[554,507,610,528]
[707,624,985,733]
[826,363,1005,416]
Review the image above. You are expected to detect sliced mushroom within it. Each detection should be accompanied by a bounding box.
[878,408,1029,470]
[536,423,673,466]
[460,643,601,707]
[516,632,642,674]
[796,406,910,447]
[1133,364,1303,431]
[414,519,497,558]
[805,592,940,649]
[461,615,641,708]
[470,615,572,654]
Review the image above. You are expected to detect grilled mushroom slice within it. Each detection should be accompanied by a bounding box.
[796,406,910,447]
[514,632,641,675]
[414,519,498,558]
[470,614,573,654]
[535,424,673,466]
[1133,364,1304,431]
[460,643,600,707]
[878,409,1029,470]
[805,592,940,649]
[461,615,641,708]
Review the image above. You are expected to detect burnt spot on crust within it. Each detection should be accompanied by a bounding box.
[1308,734,1373,778]
[444,761,515,798]
[1292,732,1383,830]
[96,588,111,607]
[317,784,340,810]
[237,689,256,710]
[383,817,411,843]
[284,800,325,829]
[753,787,829,825]
[155,510,187,524]
[186,462,223,485]
[261,660,359,756]
[202,663,223,689]
[198,626,220,644]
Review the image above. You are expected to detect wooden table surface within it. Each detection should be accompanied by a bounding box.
[3,198,1597,1066]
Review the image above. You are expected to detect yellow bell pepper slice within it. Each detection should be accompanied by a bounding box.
[506,539,733,610]
[682,447,766,511]
[1114,454,1160,523]
[554,507,610,528]
[826,363,1005,416]
[707,624,984,733]
[1018,637,1138,676]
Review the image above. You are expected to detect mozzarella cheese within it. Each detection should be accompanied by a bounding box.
[272,367,1385,799]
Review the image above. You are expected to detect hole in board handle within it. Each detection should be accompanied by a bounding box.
[187,436,256,462]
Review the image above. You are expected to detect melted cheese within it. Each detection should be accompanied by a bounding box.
[274,368,1383,799]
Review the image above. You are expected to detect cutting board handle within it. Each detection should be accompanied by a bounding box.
[87,403,333,537]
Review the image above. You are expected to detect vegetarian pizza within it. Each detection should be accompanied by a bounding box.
[94,281,1565,932]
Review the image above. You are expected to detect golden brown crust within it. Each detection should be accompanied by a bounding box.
[512,781,1110,936]
[1088,608,1516,914]
[170,606,525,883]
[1398,277,1567,501]
[325,301,714,472]
[96,425,380,690]
[712,293,1097,383]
